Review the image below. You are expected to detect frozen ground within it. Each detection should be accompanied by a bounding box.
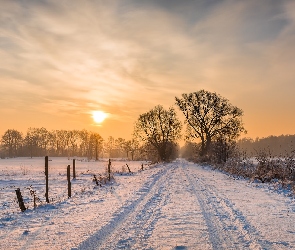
[0,158,295,249]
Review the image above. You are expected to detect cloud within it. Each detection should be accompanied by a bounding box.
[0,0,295,138]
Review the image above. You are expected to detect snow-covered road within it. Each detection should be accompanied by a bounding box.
[77,160,295,250]
[1,159,295,249]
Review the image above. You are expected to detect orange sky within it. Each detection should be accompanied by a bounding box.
[1,0,295,141]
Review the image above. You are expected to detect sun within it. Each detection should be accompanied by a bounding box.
[92,111,108,124]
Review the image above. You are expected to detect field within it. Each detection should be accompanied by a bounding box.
[0,157,146,217]
[0,158,295,249]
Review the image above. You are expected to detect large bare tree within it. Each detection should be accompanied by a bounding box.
[134,105,182,162]
[176,90,245,157]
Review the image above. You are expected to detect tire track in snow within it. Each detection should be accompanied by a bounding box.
[182,162,234,250]
[99,165,175,249]
[196,180,274,249]
[76,164,173,250]
[182,161,273,250]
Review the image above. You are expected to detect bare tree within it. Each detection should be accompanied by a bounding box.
[105,136,115,158]
[89,132,103,160]
[67,130,79,157]
[129,139,139,160]
[123,140,132,159]
[24,128,39,158]
[134,105,182,162]
[114,138,125,158]
[55,130,68,156]
[123,139,140,160]
[1,129,23,157]
[79,129,90,157]
[38,127,50,155]
[176,90,245,159]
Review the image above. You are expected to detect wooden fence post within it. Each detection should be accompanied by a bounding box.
[67,165,71,198]
[126,163,131,173]
[45,156,49,203]
[108,159,111,181]
[29,187,37,209]
[15,188,26,212]
[73,159,76,179]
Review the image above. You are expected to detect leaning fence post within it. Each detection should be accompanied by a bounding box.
[67,165,71,198]
[126,163,131,173]
[73,159,76,179]
[108,159,111,181]
[15,188,26,212]
[45,156,49,203]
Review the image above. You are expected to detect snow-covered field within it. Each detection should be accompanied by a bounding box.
[0,157,146,214]
[1,158,295,249]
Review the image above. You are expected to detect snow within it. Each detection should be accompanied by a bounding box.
[0,158,295,249]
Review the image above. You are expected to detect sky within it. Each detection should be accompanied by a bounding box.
[1,0,295,141]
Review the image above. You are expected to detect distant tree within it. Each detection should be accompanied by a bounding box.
[123,140,132,159]
[129,139,140,160]
[66,130,79,157]
[79,129,90,157]
[134,105,182,162]
[0,144,4,158]
[37,127,50,155]
[105,136,115,158]
[23,128,61,157]
[115,138,126,158]
[237,137,255,156]
[180,141,198,160]
[139,142,159,162]
[130,139,140,160]
[24,128,39,158]
[237,135,295,157]
[55,130,68,156]
[89,132,103,160]
[1,129,23,157]
[211,135,238,164]
[165,141,180,161]
[123,139,140,160]
[47,130,57,156]
[176,90,245,159]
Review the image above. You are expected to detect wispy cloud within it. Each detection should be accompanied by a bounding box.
[0,0,295,138]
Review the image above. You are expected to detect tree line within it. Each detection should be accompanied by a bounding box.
[0,128,141,160]
[1,90,246,163]
[237,135,295,157]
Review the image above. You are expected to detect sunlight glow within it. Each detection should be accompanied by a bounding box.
[92,111,108,124]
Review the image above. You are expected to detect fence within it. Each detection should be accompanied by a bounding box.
[2,157,150,213]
